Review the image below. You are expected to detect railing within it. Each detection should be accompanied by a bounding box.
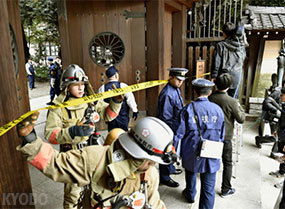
[187,0,244,42]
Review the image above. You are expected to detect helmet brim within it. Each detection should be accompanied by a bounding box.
[118,132,169,165]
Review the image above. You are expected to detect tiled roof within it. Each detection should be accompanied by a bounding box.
[245,6,285,30]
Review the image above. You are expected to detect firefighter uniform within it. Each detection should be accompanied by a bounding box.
[44,65,122,209]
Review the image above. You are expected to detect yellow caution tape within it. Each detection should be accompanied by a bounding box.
[0,80,168,137]
[192,72,211,78]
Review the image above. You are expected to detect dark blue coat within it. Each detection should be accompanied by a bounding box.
[174,97,225,173]
[104,81,130,131]
[157,83,184,133]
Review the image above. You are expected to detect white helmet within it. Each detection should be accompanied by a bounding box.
[118,117,177,165]
[61,64,89,90]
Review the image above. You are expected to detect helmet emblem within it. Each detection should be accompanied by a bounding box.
[75,71,84,80]
[141,128,150,138]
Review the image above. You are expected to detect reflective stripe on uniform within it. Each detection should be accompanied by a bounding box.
[48,128,61,144]
[105,106,118,119]
[29,142,54,170]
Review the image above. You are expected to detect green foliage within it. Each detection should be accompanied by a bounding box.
[35,65,49,82]
[19,0,60,60]
[247,0,285,6]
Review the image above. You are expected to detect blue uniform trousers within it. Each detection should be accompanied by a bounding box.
[28,75,35,89]
[184,170,216,209]
[50,87,56,101]
[159,163,176,181]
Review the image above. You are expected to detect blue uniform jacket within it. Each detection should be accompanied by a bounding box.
[157,83,184,133]
[174,97,225,173]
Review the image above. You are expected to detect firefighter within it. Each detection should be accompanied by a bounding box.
[44,64,122,209]
[17,116,176,209]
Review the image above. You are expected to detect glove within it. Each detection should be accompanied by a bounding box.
[68,125,94,139]
[132,112,139,121]
[17,111,40,145]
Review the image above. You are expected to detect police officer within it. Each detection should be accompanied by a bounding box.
[47,57,61,105]
[157,68,188,187]
[25,59,36,90]
[174,78,224,208]
[98,66,139,131]
[44,64,122,209]
[17,116,176,209]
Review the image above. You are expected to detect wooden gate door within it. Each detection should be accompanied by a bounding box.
[59,1,146,110]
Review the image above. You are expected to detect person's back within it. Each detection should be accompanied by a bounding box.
[174,78,224,209]
[209,74,245,140]
[212,22,246,98]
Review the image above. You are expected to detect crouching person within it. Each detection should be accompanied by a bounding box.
[17,114,175,209]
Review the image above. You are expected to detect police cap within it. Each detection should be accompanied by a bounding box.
[47,57,53,62]
[192,78,214,88]
[106,66,118,78]
[168,68,188,81]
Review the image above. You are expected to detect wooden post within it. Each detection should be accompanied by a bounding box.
[252,39,265,97]
[0,0,34,208]
[57,0,71,68]
[146,0,165,116]
[172,5,187,99]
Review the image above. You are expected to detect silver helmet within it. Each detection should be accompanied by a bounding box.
[118,117,177,165]
[60,64,89,90]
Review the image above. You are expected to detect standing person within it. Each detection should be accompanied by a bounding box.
[53,56,62,96]
[44,64,122,209]
[98,66,139,131]
[18,115,176,209]
[211,22,247,98]
[277,48,285,87]
[174,78,224,208]
[47,57,61,105]
[269,88,285,179]
[157,68,188,187]
[25,58,36,90]
[209,73,245,197]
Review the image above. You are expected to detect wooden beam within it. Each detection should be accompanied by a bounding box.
[185,37,225,43]
[174,0,193,8]
[165,0,182,11]
[146,0,165,116]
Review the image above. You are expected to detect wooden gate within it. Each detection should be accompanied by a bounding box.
[185,0,244,100]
